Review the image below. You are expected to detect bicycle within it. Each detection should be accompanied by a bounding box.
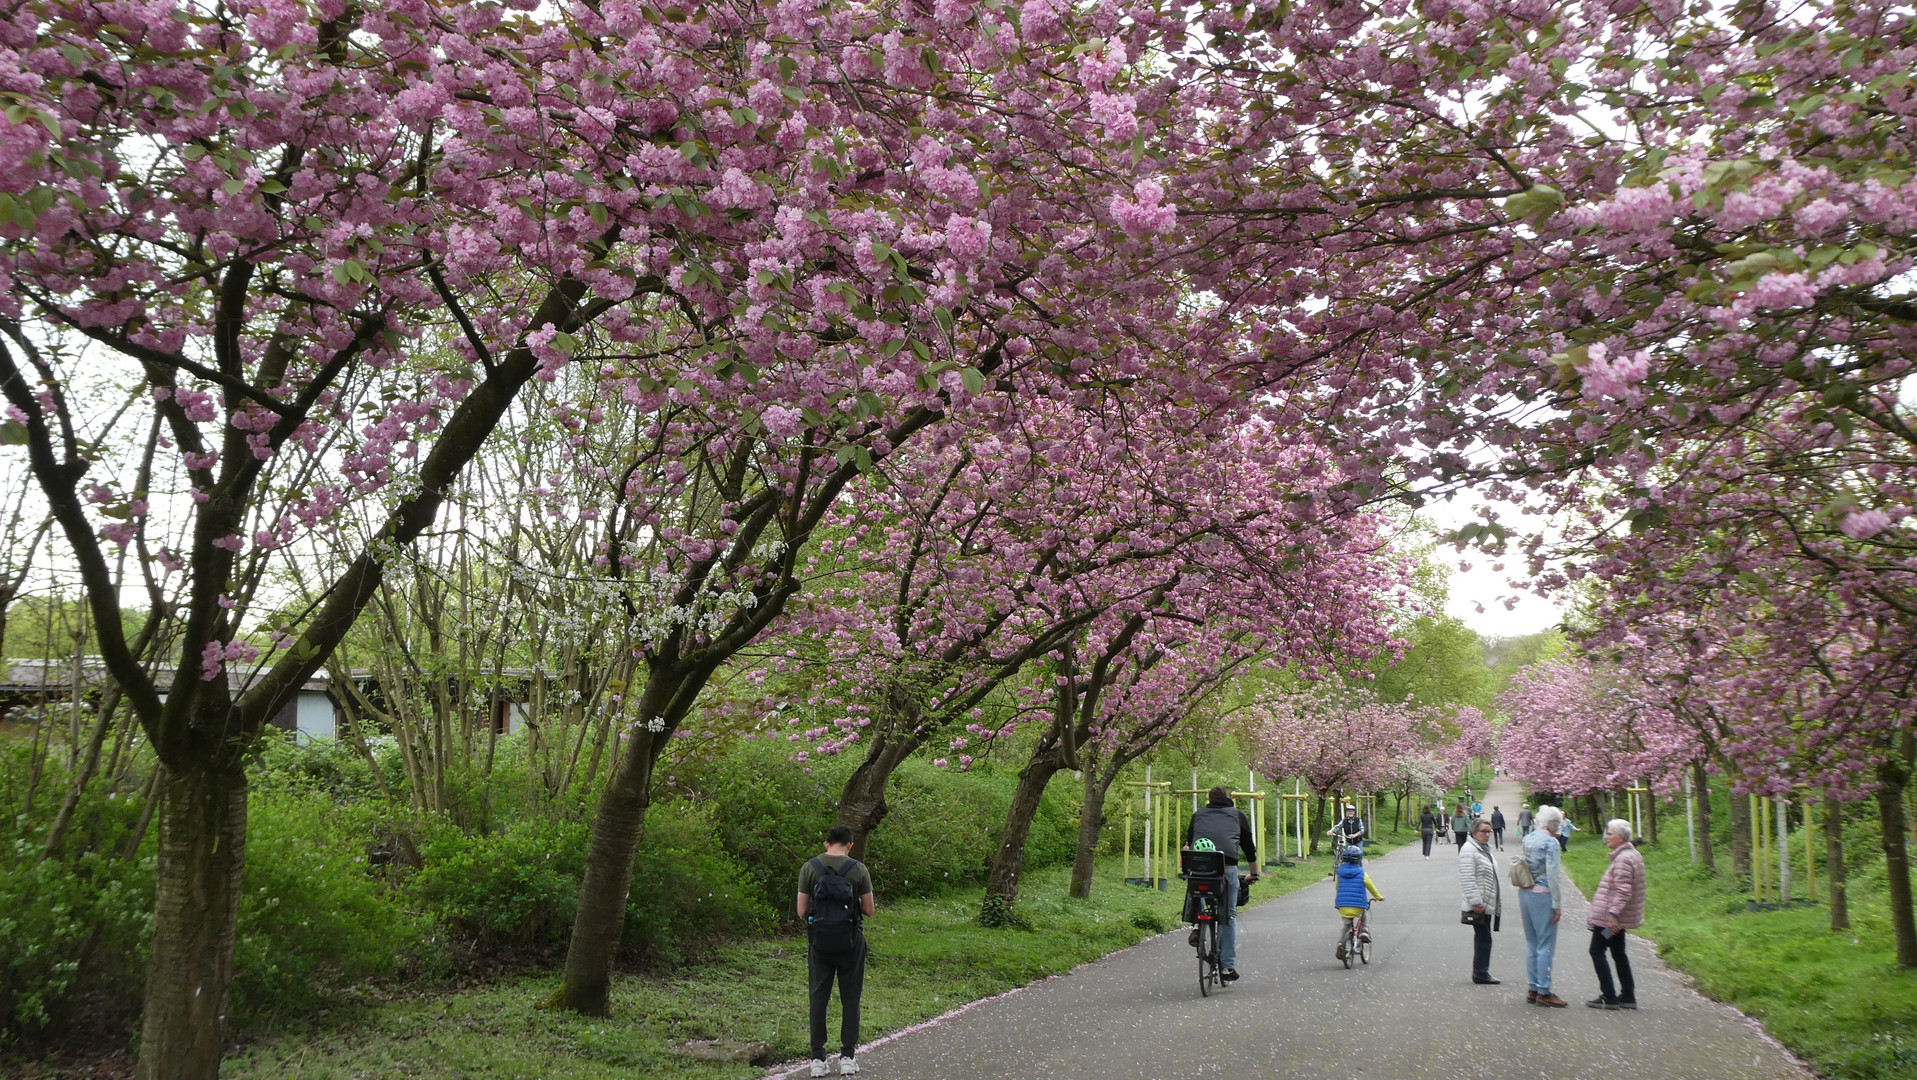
[1338,903,1376,968]
[1180,848,1230,997]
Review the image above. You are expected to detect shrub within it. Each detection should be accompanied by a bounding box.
[412,812,590,949]
[678,742,1084,908]
[0,840,152,1049]
[410,801,773,965]
[230,789,427,1023]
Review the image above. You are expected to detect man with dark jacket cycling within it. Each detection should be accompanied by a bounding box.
[1185,785,1259,982]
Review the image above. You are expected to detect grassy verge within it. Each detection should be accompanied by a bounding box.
[1560,839,1917,1079]
[190,853,1329,1080]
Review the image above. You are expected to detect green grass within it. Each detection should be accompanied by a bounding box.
[1561,838,1917,1079]
[203,854,1329,1080]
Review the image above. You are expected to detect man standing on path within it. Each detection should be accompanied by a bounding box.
[799,826,876,1077]
[1490,806,1507,851]
[1332,804,1367,849]
[1186,786,1259,983]
[1517,803,1534,836]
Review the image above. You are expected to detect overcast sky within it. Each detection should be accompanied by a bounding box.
[1417,492,1566,641]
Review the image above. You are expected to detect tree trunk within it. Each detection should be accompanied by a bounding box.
[559,724,657,1015]
[1874,753,1917,969]
[1825,791,1849,931]
[983,747,1064,907]
[1729,788,1751,881]
[1069,766,1114,901]
[834,731,923,862]
[1694,764,1715,872]
[1646,782,1659,845]
[137,763,247,1080]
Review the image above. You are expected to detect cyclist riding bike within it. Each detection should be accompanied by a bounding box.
[1331,804,1368,850]
[1184,785,1258,982]
[1333,844,1383,961]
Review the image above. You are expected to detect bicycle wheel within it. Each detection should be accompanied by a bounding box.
[1342,925,1355,969]
[1196,922,1213,997]
[1358,930,1371,964]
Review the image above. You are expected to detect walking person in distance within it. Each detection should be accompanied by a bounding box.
[1521,805,1568,1007]
[1420,804,1439,859]
[1450,803,1471,848]
[1517,802,1535,836]
[1490,805,1507,851]
[800,826,875,1076]
[1457,818,1502,984]
[1586,819,1647,1010]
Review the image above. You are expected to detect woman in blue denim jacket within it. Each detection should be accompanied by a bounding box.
[1522,805,1567,1006]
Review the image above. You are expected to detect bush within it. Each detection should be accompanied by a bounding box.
[0,839,153,1049]
[230,789,428,1023]
[410,800,773,965]
[678,742,1083,909]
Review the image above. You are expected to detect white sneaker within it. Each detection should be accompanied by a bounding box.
[810,1060,830,1078]
[840,1058,861,1075]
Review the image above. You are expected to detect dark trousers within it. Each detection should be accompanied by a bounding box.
[1421,831,1434,856]
[1454,830,1467,847]
[1471,917,1493,979]
[1589,927,1635,1003]
[808,938,866,1059]
[1492,828,1505,850]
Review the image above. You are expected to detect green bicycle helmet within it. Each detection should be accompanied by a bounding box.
[1191,838,1218,852]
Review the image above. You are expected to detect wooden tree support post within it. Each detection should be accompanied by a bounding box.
[1804,791,1817,904]
[1124,777,1171,889]
[1277,791,1311,863]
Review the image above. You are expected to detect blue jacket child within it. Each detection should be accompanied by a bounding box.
[1333,846,1382,959]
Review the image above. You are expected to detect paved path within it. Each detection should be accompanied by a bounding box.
[811,780,1810,1080]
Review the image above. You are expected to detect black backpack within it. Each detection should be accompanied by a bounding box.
[808,856,863,950]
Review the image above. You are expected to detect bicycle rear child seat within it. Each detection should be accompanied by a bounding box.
[1180,848,1229,924]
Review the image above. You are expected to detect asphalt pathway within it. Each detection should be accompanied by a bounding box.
[806,779,1811,1080]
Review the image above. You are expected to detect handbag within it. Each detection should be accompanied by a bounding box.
[1460,910,1488,927]
[1509,853,1536,889]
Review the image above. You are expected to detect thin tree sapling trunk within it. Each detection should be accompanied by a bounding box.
[1826,790,1849,931]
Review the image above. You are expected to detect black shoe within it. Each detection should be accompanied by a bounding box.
[1586,997,1621,1010]
[1472,976,1501,985]
[1221,968,1240,982]
[1615,1000,1638,1010]
[1188,928,1200,947]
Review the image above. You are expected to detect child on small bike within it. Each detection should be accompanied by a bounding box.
[1333,844,1383,960]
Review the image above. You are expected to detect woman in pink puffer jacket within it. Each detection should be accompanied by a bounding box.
[1586,819,1647,1010]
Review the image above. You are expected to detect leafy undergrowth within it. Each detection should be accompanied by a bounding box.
[203,854,1329,1080]
[1561,839,1917,1079]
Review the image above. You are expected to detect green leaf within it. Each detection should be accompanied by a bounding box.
[1787,93,1828,117]
[588,202,608,227]
[960,367,985,394]
[0,419,28,445]
[933,306,954,332]
[258,179,286,195]
[879,337,907,357]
